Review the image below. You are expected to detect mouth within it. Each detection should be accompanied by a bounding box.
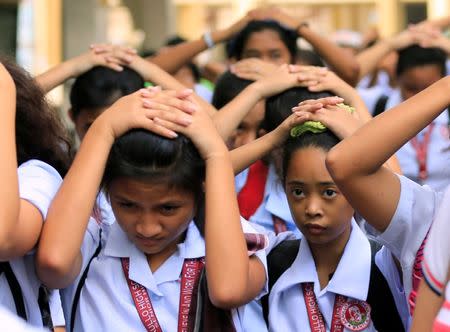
[303,223,327,235]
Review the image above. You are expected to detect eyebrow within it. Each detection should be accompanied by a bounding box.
[286,180,336,186]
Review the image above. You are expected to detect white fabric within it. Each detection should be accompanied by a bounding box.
[268,220,376,331]
[0,160,64,327]
[64,219,269,332]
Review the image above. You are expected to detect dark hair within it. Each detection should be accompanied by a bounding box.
[211,70,253,109]
[164,35,187,46]
[2,57,72,176]
[102,130,206,232]
[102,130,204,193]
[70,66,144,118]
[396,45,447,77]
[296,48,325,67]
[264,87,333,132]
[227,20,297,63]
[282,131,339,182]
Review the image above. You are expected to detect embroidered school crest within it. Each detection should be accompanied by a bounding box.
[340,300,371,331]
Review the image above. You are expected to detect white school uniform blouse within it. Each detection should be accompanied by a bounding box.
[0,160,65,327]
[268,220,376,332]
[0,305,48,332]
[235,164,301,237]
[63,219,269,332]
[364,174,444,330]
[423,185,450,330]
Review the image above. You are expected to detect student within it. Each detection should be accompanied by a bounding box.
[229,6,360,85]
[325,76,450,329]
[0,58,71,329]
[36,87,269,331]
[411,186,450,331]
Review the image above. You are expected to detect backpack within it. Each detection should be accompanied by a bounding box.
[261,239,405,332]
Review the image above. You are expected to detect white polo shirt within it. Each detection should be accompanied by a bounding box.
[63,219,269,332]
[0,160,65,327]
[364,174,443,330]
[268,220,376,331]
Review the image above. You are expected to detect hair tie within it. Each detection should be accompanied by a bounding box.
[290,103,355,137]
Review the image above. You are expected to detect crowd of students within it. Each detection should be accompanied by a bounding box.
[1,6,450,331]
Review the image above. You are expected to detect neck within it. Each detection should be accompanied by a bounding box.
[147,232,187,272]
[309,225,351,289]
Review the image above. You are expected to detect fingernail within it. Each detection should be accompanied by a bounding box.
[182,117,193,125]
[169,131,178,138]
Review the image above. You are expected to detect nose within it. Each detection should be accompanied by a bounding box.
[304,195,323,218]
[135,213,162,238]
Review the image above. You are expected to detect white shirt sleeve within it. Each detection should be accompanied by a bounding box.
[364,174,442,296]
[48,290,65,327]
[18,160,62,219]
[423,186,450,295]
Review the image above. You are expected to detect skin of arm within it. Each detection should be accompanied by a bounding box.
[248,7,360,85]
[148,15,250,75]
[36,88,194,288]
[410,278,446,332]
[356,29,417,82]
[325,76,450,232]
[159,98,267,309]
[35,46,134,93]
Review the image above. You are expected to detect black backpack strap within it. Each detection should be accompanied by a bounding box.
[0,261,27,321]
[70,229,102,332]
[261,239,300,325]
[367,239,405,332]
[373,95,389,117]
[38,285,53,329]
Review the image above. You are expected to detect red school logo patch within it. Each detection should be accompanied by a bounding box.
[340,300,371,331]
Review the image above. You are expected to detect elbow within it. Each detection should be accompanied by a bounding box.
[344,62,361,87]
[36,249,78,289]
[209,287,247,310]
[325,147,352,184]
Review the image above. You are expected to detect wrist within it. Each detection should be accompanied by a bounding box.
[210,29,228,45]
[88,117,115,147]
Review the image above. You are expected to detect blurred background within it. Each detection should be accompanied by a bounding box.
[0,0,448,105]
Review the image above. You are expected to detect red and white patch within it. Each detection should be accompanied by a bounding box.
[340,300,371,331]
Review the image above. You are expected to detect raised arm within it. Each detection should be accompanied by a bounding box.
[35,45,135,93]
[0,62,20,259]
[356,29,416,82]
[326,76,450,232]
[249,7,360,86]
[148,15,249,74]
[36,88,194,288]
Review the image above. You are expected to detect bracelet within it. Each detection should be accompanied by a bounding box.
[296,22,309,35]
[203,31,215,49]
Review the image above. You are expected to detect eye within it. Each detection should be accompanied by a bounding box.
[323,189,337,198]
[160,204,180,216]
[117,201,137,209]
[270,51,281,60]
[291,188,305,198]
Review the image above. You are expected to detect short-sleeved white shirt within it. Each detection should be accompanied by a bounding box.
[423,185,450,330]
[0,160,65,327]
[63,219,269,332]
[268,220,376,331]
[364,174,443,329]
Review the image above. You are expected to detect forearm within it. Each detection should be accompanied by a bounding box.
[231,127,285,174]
[37,121,113,288]
[204,153,251,308]
[299,26,359,86]
[149,29,229,74]
[135,58,217,118]
[35,58,80,93]
[356,39,393,82]
[328,77,450,178]
[213,83,263,140]
[0,76,19,248]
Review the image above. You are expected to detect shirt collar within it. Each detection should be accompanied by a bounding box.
[274,220,371,301]
[103,221,205,295]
